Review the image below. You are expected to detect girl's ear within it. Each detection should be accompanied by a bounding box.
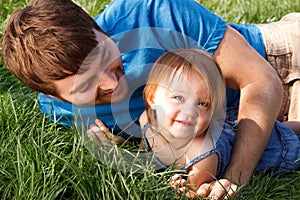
[146,94,155,108]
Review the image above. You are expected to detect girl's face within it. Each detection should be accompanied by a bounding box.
[151,70,212,139]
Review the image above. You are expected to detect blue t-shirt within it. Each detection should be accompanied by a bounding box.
[38,0,265,139]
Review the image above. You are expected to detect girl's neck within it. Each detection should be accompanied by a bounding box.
[150,131,211,167]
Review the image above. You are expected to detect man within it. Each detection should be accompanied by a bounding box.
[2,0,300,198]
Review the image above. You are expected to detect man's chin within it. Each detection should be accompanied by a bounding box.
[70,98,109,107]
[94,94,127,106]
[71,87,128,106]
[109,98,125,104]
[109,92,128,104]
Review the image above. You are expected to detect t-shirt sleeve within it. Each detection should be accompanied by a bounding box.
[95,0,226,55]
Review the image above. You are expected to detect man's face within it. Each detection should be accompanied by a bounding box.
[53,29,128,106]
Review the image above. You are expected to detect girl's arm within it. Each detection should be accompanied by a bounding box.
[186,153,219,194]
[170,153,219,198]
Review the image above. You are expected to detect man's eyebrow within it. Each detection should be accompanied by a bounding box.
[80,43,111,73]
[69,81,89,94]
[71,44,112,94]
[101,47,110,64]
[79,46,101,74]
[88,45,101,57]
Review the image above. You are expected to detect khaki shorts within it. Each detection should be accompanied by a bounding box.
[257,13,300,121]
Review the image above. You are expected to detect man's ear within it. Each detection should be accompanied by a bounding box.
[47,94,70,103]
[46,94,59,100]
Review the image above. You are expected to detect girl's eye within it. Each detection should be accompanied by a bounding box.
[173,95,184,102]
[198,101,209,107]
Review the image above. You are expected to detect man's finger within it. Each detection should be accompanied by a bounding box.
[87,124,112,146]
[95,118,106,127]
[208,179,238,199]
[224,183,239,199]
[196,182,211,197]
[185,189,198,198]
[95,119,125,144]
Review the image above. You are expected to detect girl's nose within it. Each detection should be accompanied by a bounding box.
[181,101,199,118]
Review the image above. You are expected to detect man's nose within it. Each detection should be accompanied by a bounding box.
[97,71,118,91]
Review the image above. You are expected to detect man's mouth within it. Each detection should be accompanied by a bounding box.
[100,80,122,98]
[102,89,114,97]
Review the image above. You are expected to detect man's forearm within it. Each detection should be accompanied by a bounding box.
[212,25,284,185]
[223,80,283,185]
[223,118,269,184]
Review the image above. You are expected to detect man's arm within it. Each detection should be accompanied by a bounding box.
[213,26,283,184]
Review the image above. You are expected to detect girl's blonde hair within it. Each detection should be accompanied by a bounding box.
[144,49,226,135]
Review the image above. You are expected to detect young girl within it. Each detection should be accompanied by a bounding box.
[139,49,300,197]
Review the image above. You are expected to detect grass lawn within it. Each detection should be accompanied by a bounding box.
[0,0,300,199]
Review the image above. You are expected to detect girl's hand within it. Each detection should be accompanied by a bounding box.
[169,174,198,198]
[86,119,125,146]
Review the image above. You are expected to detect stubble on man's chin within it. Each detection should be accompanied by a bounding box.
[94,86,128,106]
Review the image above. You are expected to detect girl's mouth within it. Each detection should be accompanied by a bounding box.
[175,120,195,127]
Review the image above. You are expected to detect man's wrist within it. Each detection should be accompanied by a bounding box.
[222,165,253,186]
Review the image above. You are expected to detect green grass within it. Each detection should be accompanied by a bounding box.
[0,0,300,199]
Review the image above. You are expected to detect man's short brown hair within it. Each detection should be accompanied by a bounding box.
[1,0,104,96]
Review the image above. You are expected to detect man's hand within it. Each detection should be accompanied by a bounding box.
[169,175,239,199]
[196,179,239,199]
[87,119,125,145]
